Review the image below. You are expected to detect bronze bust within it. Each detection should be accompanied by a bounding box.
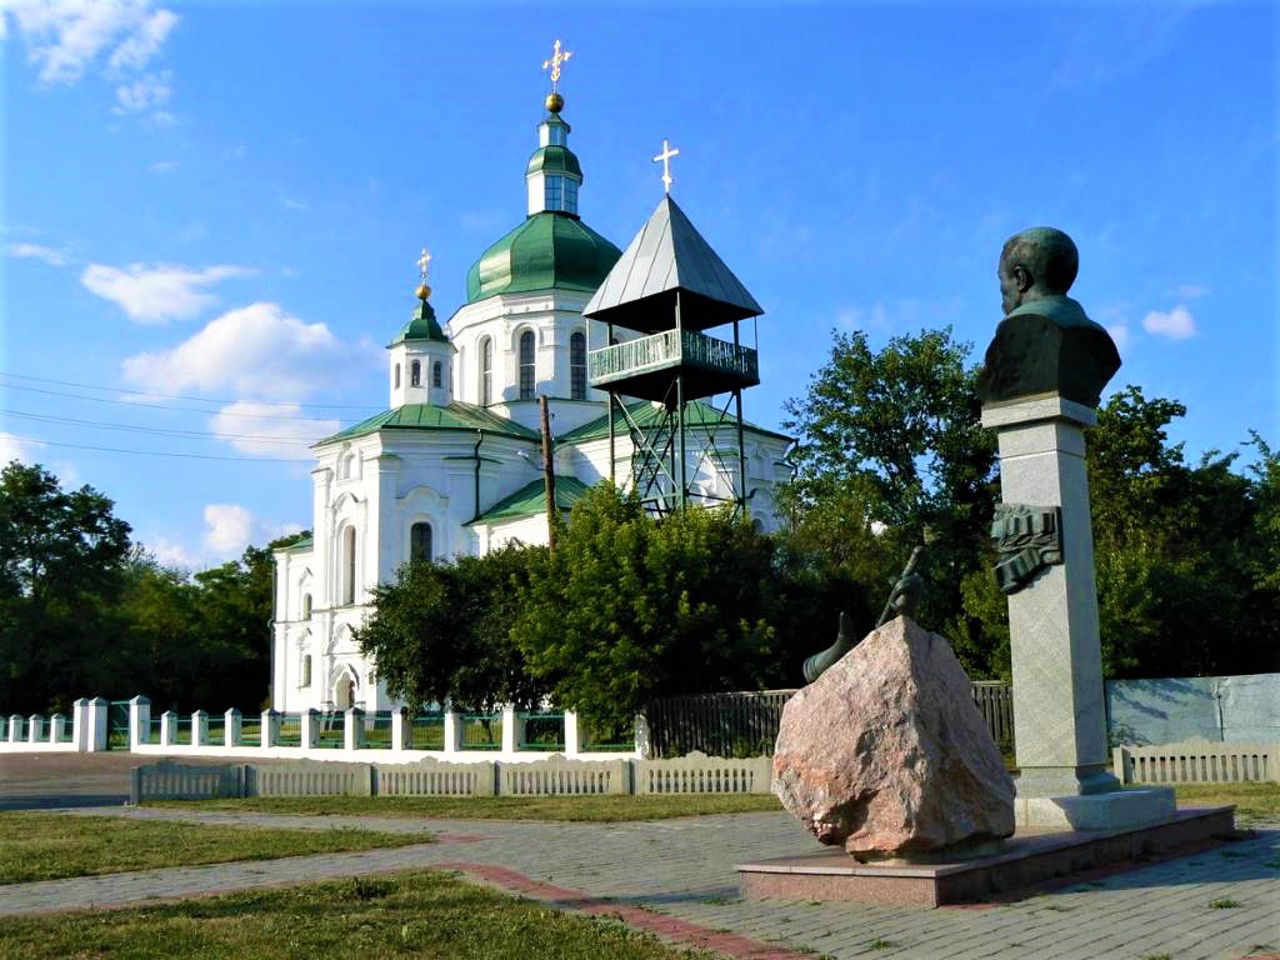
[978,227,1120,408]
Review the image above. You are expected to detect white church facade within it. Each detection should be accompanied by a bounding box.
[270,86,793,714]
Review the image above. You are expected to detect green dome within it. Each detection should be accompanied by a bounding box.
[466,212,622,303]
[526,145,582,179]
[390,298,448,345]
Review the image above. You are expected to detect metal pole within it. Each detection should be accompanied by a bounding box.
[540,395,557,555]
[675,292,686,512]
[607,323,616,487]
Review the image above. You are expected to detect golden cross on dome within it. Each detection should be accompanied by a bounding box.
[653,139,680,195]
[417,247,432,283]
[542,39,573,91]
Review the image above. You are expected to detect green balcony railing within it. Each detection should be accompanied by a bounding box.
[588,330,758,385]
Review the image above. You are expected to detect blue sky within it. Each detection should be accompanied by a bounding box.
[2,1,1275,568]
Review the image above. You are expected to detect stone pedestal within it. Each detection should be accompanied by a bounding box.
[982,395,1170,829]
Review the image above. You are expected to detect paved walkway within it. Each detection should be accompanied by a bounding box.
[1,804,1277,959]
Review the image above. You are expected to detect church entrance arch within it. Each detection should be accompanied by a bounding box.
[334,668,358,711]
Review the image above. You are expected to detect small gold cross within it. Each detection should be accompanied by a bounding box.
[542,39,573,91]
[417,247,431,282]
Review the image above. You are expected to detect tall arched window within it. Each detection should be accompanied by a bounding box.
[341,526,357,605]
[480,337,493,405]
[410,522,433,562]
[432,360,442,388]
[394,363,401,388]
[519,330,536,400]
[410,360,421,387]
[301,655,312,688]
[301,593,312,620]
[570,331,587,400]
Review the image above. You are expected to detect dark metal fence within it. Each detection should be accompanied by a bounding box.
[644,682,1014,759]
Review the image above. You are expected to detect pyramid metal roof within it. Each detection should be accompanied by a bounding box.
[582,196,762,333]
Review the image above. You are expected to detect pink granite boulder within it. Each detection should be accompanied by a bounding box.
[773,616,1015,859]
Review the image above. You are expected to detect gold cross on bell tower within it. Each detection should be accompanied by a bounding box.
[653,139,680,195]
[542,39,573,92]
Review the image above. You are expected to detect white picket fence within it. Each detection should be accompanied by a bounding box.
[0,698,109,753]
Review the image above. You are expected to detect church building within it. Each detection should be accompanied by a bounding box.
[270,59,793,713]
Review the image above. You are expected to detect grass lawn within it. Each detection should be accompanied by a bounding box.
[1174,782,1280,825]
[148,793,785,821]
[0,813,432,885]
[0,870,714,960]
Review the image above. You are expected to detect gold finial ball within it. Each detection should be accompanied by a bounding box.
[545,92,564,113]
[416,283,431,301]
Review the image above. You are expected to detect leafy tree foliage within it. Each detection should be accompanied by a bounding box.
[356,545,546,713]
[0,461,132,713]
[780,327,999,671]
[1087,387,1278,677]
[513,484,784,731]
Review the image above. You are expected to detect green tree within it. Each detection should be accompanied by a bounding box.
[0,461,132,712]
[780,327,999,671]
[513,484,782,732]
[356,545,546,715]
[1087,386,1277,677]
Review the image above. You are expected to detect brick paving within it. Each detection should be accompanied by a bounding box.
[1,802,1277,959]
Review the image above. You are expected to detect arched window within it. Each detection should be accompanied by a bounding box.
[410,360,421,387]
[570,331,587,400]
[432,360,442,388]
[301,654,312,688]
[519,330,536,400]
[340,453,355,480]
[301,593,312,620]
[480,337,493,405]
[341,526,357,605]
[394,363,401,389]
[410,522,432,562]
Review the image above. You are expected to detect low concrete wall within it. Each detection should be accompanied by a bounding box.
[129,752,775,800]
[636,752,773,794]
[1113,738,1278,785]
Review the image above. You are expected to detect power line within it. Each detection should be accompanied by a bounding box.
[4,408,322,445]
[0,371,382,411]
[0,381,361,423]
[1,434,313,463]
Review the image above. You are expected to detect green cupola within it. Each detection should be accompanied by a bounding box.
[389,257,455,409]
[465,97,621,304]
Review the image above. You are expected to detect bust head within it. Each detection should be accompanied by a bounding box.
[998,227,1079,315]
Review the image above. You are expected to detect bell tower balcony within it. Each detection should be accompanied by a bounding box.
[588,328,759,403]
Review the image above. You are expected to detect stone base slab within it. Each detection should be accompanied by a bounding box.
[1016,787,1175,829]
[737,805,1235,908]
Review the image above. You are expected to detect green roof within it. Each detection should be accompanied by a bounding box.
[275,534,313,553]
[526,145,582,179]
[556,399,792,445]
[391,298,448,345]
[318,402,539,445]
[466,475,591,525]
[466,212,621,303]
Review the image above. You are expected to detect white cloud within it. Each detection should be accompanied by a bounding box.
[105,5,176,73]
[3,0,178,85]
[279,196,307,211]
[81,262,255,323]
[1142,303,1197,340]
[5,241,69,266]
[112,69,169,113]
[210,402,340,458]
[145,536,197,569]
[0,431,44,464]
[1107,323,1132,354]
[122,301,379,400]
[203,503,255,558]
[148,159,179,174]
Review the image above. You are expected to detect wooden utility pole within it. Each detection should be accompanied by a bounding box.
[540,395,558,555]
